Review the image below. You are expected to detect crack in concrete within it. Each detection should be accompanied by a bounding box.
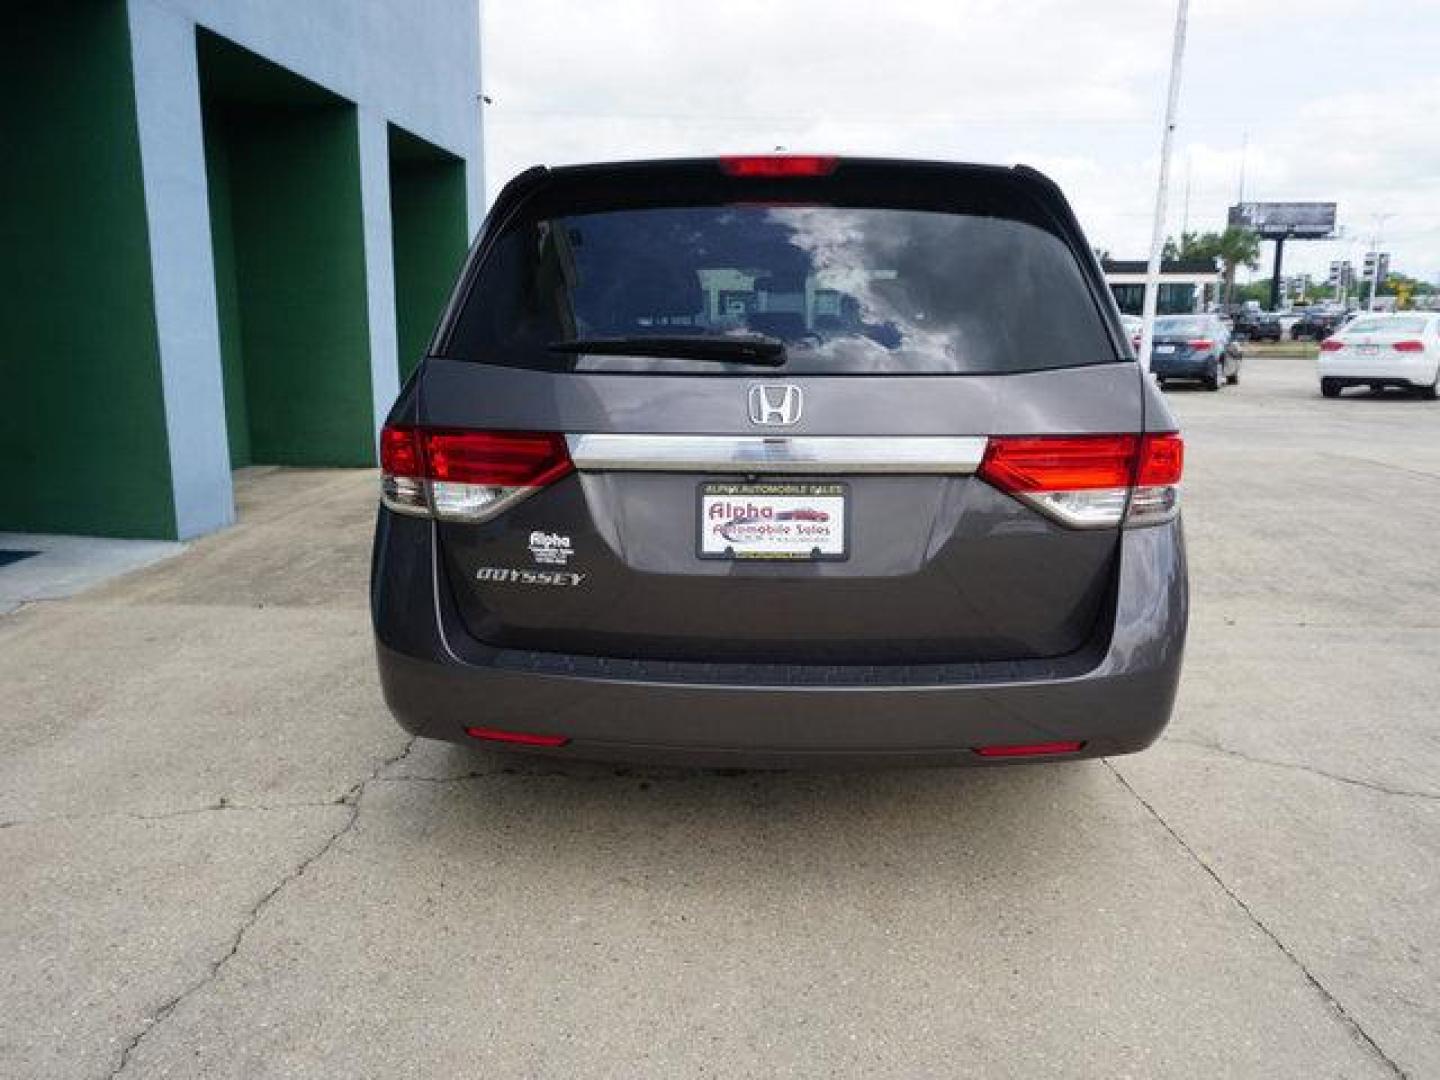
[373,764,751,785]
[0,795,353,832]
[1196,619,1440,631]
[376,771,642,786]
[1104,760,1411,1080]
[105,736,416,1079]
[2,753,675,832]
[1163,735,1440,802]
[1321,451,1440,485]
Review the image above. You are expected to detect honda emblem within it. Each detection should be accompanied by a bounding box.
[748,384,803,426]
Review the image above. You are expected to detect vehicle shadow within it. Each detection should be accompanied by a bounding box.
[1328,387,1435,402]
[373,741,1120,895]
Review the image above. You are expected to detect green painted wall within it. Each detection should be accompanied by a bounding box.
[199,36,375,467]
[0,0,177,538]
[389,127,468,382]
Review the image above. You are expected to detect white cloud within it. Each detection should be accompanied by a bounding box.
[480,0,1440,283]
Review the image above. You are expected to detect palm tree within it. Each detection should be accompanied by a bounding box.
[1164,228,1261,307]
[1214,227,1261,307]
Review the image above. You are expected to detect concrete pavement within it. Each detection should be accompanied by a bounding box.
[1,356,1435,1078]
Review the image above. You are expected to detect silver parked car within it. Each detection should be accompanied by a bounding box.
[371,156,1188,767]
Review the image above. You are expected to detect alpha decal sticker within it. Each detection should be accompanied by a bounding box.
[528,531,575,565]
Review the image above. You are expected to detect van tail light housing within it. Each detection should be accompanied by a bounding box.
[719,155,838,178]
[1319,338,1344,352]
[380,425,574,522]
[1392,340,1425,352]
[978,432,1183,529]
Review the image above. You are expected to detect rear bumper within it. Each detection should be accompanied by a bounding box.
[1318,355,1436,386]
[1150,355,1215,379]
[371,513,1188,767]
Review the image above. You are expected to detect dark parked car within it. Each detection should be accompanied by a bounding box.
[371,156,1188,767]
[1149,314,1242,390]
[1233,311,1281,342]
[1292,309,1344,340]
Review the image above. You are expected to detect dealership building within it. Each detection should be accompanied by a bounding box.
[2,0,483,540]
[1102,259,1217,316]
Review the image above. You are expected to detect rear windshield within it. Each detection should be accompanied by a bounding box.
[1345,316,1428,334]
[444,197,1116,375]
[1154,316,1211,335]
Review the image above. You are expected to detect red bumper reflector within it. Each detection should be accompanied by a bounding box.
[974,741,1085,758]
[464,726,570,748]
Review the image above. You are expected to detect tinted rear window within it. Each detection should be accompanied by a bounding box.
[444,188,1116,375]
[1154,316,1212,335]
[1345,316,1428,334]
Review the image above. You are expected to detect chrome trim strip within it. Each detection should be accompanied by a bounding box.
[566,434,988,474]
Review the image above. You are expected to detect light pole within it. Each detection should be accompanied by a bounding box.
[1367,212,1395,311]
[1139,0,1191,374]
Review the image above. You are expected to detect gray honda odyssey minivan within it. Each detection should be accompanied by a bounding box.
[370,156,1187,766]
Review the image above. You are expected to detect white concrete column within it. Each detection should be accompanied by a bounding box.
[468,0,488,232]
[127,0,235,538]
[356,105,400,446]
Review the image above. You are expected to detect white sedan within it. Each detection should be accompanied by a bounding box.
[1120,313,1143,352]
[1318,313,1440,399]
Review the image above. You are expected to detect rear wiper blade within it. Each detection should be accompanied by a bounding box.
[547,334,787,366]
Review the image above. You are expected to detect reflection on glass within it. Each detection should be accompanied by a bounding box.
[455,204,1115,376]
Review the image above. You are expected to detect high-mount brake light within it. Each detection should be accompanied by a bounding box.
[718,155,838,178]
[379,425,573,522]
[978,433,1183,529]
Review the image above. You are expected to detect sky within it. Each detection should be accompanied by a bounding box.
[478,0,1440,287]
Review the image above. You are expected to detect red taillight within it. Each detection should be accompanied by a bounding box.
[718,155,838,178]
[1137,432,1184,486]
[1392,340,1425,352]
[978,433,1183,528]
[465,725,570,748]
[1186,338,1214,350]
[421,430,572,488]
[379,424,574,522]
[975,741,1084,758]
[380,424,422,477]
[979,435,1139,493]
[1319,338,1344,352]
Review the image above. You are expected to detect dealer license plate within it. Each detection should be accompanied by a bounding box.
[698,482,849,561]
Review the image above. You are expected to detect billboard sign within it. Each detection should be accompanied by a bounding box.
[1228,202,1337,239]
